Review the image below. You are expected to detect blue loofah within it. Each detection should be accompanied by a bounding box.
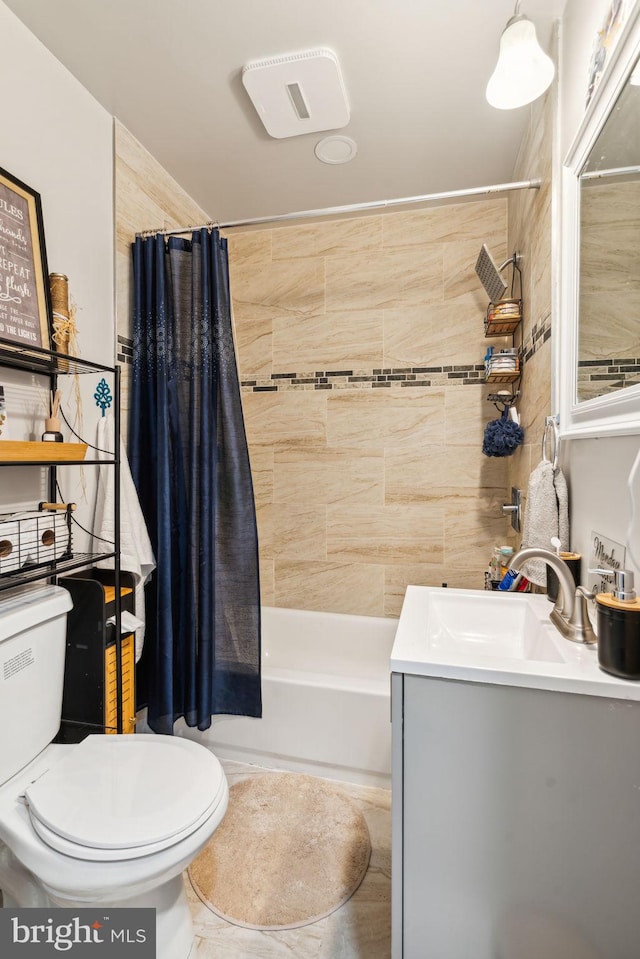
[482,407,525,457]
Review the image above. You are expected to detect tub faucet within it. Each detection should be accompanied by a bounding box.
[510,546,597,646]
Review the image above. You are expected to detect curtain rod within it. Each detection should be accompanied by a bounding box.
[136,178,541,238]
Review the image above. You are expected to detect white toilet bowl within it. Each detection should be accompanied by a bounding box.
[0,734,228,959]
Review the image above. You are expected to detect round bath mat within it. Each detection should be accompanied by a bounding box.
[188,771,371,930]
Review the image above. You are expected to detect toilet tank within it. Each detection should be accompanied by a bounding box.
[0,584,73,785]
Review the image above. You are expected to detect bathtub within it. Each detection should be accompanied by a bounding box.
[180,606,398,788]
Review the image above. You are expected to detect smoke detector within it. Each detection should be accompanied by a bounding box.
[242,48,350,139]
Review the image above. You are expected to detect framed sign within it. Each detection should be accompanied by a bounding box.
[0,167,51,350]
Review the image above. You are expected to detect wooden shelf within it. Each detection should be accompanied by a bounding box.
[485,370,521,384]
[103,585,133,605]
[0,440,88,463]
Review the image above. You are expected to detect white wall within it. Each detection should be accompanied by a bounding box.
[0,1,114,545]
[559,0,640,579]
[559,0,611,158]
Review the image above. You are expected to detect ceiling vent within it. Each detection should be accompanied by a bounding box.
[242,48,350,139]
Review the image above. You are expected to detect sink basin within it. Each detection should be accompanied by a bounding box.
[425,590,565,663]
[391,585,640,701]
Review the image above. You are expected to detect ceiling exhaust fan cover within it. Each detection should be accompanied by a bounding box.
[242,48,350,139]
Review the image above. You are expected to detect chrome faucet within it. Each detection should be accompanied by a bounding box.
[510,546,597,646]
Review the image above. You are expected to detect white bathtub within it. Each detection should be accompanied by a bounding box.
[181,606,398,788]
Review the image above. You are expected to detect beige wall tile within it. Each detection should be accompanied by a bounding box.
[273,310,384,371]
[271,216,382,259]
[275,560,385,616]
[445,386,496,446]
[259,557,275,606]
[325,247,443,312]
[327,388,445,449]
[385,445,506,504]
[248,446,273,509]
[327,504,444,565]
[230,198,512,615]
[383,199,507,250]
[384,565,487,617]
[233,315,272,378]
[383,297,509,369]
[226,229,272,263]
[445,497,509,568]
[242,391,327,448]
[508,90,552,466]
[274,447,384,506]
[520,340,551,439]
[232,258,325,322]
[259,502,327,561]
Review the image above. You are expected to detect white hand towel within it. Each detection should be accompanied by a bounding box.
[93,412,156,662]
[521,460,570,587]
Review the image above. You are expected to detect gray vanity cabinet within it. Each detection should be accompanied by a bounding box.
[391,670,640,959]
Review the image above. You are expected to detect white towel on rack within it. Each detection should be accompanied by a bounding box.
[520,460,570,587]
[93,412,156,662]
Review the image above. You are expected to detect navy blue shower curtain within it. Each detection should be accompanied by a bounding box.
[130,229,261,733]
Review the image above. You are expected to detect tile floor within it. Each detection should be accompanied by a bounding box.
[186,759,392,958]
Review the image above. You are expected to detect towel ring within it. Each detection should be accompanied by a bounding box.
[542,415,559,470]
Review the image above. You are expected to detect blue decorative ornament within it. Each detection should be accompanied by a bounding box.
[482,407,524,457]
[94,377,113,417]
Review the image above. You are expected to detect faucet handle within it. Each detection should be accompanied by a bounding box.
[589,568,636,601]
[568,586,598,645]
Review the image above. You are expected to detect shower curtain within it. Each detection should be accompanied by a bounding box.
[130,229,261,733]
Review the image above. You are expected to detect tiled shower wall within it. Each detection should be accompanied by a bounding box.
[114,123,517,617]
[506,85,554,544]
[226,201,511,617]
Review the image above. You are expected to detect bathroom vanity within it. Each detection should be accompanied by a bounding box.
[391,586,640,959]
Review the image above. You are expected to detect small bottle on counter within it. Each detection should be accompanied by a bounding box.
[499,546,514,578]
[595,570,640,680]
[489,546,501,585]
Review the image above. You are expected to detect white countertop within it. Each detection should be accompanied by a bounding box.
[390,585,640,701]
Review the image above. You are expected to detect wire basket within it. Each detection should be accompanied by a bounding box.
[0,508,72,576]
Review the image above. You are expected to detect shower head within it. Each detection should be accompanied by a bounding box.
[475,244,508,303]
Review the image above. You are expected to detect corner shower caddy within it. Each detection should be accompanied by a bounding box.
[482,252,523,408]
[0,336,126,735]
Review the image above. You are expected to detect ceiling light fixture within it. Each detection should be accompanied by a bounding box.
[314,135,358,164]
[486,1,555,110]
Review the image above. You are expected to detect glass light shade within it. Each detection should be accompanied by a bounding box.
[486,15,555,110]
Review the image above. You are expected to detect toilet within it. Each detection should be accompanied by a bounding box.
[0,583,228,959]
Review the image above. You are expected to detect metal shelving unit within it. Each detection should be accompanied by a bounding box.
[0,335,123,733]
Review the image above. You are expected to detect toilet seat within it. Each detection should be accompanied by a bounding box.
[24,735,225,862]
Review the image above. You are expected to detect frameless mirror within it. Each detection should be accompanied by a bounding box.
[559,10,640,437]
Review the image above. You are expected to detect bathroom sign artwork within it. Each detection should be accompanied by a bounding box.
[0,167,51,351]
[587,530,626,596]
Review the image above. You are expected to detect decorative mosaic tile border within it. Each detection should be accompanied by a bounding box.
[578,358,640,394]
[241,364,488,392]
[521,311,551,365]
[117,334,133,365]
[241,315,553,393]
[117,314,553,387]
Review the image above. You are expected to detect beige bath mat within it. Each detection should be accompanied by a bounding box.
[188,771,371,930]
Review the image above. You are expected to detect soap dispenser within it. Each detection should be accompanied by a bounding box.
[594,569,640,680]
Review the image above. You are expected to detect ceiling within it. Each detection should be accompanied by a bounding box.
[5,0,566,223]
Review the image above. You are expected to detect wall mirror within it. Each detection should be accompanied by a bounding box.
[558,9,640,437]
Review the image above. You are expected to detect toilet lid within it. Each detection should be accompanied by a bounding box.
[25,735,225,852]
[29,793,222,861]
